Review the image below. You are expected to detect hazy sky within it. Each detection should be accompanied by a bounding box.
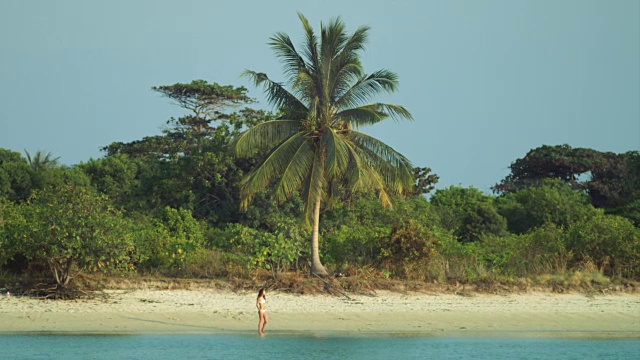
[1,0,638,193]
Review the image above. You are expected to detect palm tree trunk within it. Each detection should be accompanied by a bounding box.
[310,197,328,276]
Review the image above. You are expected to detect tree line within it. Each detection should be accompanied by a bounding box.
[1,15,638,291]
[1,100,637,289]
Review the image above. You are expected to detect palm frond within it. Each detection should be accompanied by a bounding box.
[321,127,351,179]
[329,25,369,100]
[366,152,414,196]
[336,138,363,193]
[349,133,414,197]
[242,70,307,116]
[269,32,309,85]
[298,13,328,114]
[349,131,414,169]
[298,13,321,79]
[350,145,396,208]
[336,105,387,127]
[378,103,413,121]
[320,17,347,101]
[330,61,362,102]
[272,137,315,204]
[334,70,400,110]
[337,103,412,128]
[320,16,347,63]
[339,25,369,57]
[345,144,394,208]
[232,120,301,158]
[293,71,316,108]
[240,131,307,209]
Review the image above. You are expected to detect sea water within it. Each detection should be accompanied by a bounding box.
[0,334,638,360]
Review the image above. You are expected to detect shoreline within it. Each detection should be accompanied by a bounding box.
[1,290,639,338]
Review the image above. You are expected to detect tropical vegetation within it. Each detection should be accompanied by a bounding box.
[0,15,638,297]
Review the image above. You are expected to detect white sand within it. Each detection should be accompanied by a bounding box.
[0,289,638,337]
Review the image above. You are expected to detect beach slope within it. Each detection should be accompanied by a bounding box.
[1,290,638,338]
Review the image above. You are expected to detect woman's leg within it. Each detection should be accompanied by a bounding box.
[258,311,264,334]
[261,312,268,333]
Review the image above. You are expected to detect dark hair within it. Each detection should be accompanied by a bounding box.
[257,288,266,300]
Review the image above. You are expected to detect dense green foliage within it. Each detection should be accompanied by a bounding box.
[494,144,640,221]
[431,186,507,242]
[2,185,136,287]
[2,139,638,286]
[1,18,638,292]
[495,179,598,234]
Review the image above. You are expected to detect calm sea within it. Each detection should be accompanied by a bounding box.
[0,333,638,360]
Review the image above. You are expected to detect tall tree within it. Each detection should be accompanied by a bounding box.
[410,167,439,197]
[233,13,414,276]
[152,80,254,130]
[24,150,60,171]
[493,145,640,213]
[493,144,606,193]
[100,81,265,224]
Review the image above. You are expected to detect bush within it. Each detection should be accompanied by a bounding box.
[158,206,207,263]
[376,221,439,281]
[566,214,640,278]
[0,199,23,266]
[496,179,598,234]
[517,223,571,275]
[475,233,522,277]
[475,224,570,278]
[7,185,137,288]
[171,249,228,278]
[608,199,640,226]
[211,223,305,275]
[131,207,208,273]
[430,186,507,243]
[322,223,389,269]
[321,195,440,274]
[129,216,171,271]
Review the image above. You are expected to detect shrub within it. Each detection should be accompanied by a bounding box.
[9,185,137,288]
[0,198,23,266]
[566,214,640,278]
[380,220,438,280]
[430,186,507,243]
[130,207,208,273]
[518,223,571,275]
[211,223,305,275]
[322,224,389,269]
[496,179,598,234]
[172,249,227,278]
[158,206,207,265]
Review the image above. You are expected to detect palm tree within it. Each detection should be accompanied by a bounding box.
[24,150,60,171]
[233,13,414,276]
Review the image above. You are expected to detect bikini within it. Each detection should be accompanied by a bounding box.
[259,298,266,313]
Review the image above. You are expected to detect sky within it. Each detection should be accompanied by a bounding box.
[1,0,638,193]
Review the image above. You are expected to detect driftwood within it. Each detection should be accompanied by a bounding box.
[312,272,356,301]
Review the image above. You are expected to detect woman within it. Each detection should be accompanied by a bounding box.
[256,288,268,335]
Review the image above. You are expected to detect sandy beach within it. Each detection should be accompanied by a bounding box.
[1,289,638,338]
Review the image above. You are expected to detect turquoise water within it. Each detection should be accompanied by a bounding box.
[1,334,638,359]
